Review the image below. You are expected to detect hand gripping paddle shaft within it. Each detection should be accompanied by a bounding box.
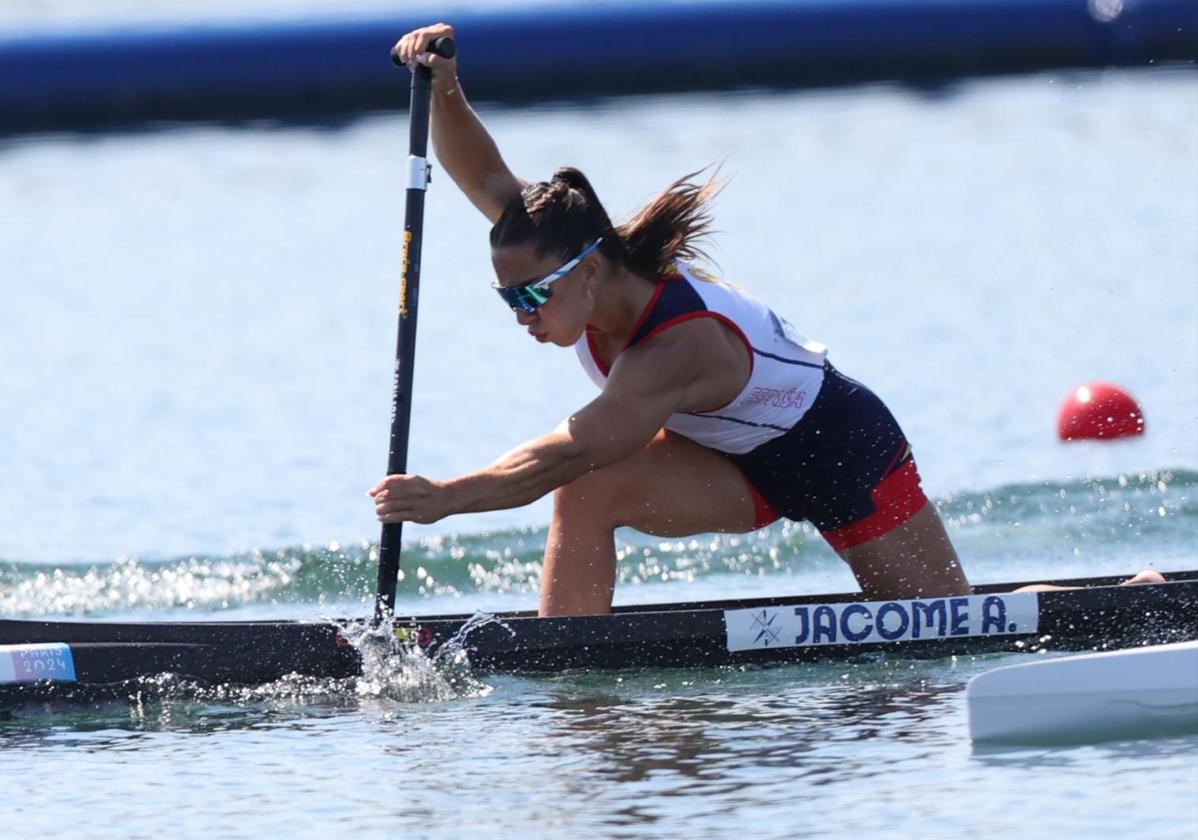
[375,36,456,622]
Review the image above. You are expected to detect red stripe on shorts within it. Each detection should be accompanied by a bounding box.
[820,458,928,552]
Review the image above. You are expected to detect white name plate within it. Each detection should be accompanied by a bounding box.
[725,593,1039,652]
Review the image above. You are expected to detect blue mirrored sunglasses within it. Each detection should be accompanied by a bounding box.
[492,237,604,314]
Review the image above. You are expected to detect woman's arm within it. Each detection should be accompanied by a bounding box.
[370,372,676,524]
[369,319,750,523]
[394,23,523,223]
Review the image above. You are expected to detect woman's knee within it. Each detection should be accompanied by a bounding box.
[552,462,628,526]
[553,437,684,530]
[552,430,759,535]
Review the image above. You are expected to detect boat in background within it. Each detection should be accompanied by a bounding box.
[968,639,1198,744]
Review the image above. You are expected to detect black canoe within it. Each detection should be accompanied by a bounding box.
[2,571,1195,703]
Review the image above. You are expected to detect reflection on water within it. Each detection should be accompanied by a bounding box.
[526,662,961,817]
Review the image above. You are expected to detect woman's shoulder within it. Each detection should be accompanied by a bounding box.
[669,261,719,285]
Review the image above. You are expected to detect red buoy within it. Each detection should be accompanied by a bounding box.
[1057,382,1146,441]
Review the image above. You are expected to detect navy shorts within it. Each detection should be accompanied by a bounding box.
[727,363,929,550]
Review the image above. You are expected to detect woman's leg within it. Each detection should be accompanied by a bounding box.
[835,504,971,600]
[838,504,1164,597]
[541,429,762,616]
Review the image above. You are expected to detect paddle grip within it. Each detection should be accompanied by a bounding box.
[390,36,456,67]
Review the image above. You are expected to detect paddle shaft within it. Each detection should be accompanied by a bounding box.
[374,37,455,621]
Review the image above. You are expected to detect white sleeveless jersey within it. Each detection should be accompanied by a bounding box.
[575,263,828,454]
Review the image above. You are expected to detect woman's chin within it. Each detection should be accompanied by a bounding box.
[546,327,585,347]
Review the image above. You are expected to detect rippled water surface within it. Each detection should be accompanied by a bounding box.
[1,55,1196,839]
[6,662,1197,839]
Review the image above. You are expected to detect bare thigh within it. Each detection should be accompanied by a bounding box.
[541,429,761,615]
[555,428,762,536]
[836,504,971,599]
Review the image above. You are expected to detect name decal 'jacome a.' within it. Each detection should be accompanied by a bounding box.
[724,593,1039,652]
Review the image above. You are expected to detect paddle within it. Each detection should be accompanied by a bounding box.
[373,36,457,623]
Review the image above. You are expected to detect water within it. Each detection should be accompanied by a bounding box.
[4,664,1197,838]
[1,62,1196,837]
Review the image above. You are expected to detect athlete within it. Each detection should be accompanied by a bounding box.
[373,24,1157,615]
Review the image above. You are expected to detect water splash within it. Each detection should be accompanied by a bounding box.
[109,612,511,707]
[334,611,510,703]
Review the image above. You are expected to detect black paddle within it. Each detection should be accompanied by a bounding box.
[374,36,457,622]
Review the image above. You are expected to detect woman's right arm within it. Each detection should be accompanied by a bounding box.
[393,24,524,223]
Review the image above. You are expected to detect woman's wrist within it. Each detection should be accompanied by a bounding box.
[432,76,462,98]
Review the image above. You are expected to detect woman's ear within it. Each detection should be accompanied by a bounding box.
[581,256,600,294]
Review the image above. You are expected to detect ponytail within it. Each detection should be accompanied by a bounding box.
[489,165,723,277]
[616,168,721,277]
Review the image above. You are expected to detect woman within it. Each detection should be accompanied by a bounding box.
[374,24,1130,616]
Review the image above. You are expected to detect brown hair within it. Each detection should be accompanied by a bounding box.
[489,166,721,278]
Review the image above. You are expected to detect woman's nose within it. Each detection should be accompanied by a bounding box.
[514,309,536,326]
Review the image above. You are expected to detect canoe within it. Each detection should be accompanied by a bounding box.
[2,571,1195,703]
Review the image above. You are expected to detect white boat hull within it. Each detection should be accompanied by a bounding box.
[967,641,1198,744]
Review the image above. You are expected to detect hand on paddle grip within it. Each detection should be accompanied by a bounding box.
[391,25,457,76]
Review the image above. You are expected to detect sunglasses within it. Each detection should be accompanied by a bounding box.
[492,237,604,314]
